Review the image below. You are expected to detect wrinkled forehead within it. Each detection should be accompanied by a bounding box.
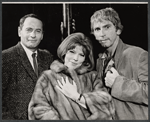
[23,17,43,29]
[93,16,111,23]
[93,19,113,27]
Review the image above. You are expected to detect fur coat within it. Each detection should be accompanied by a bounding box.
[28,60,115,120]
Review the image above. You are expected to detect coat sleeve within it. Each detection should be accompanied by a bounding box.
[2,52,16,119]
[28,72,60,120]
[111,51,148,105]
[82,71,115,120]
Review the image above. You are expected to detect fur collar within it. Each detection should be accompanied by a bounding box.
[50,60,82,93]
[50,60,90,75]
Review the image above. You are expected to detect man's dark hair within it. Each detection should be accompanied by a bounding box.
[19,13,44,32]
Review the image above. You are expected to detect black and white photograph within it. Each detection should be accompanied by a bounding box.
[2,2,148,120]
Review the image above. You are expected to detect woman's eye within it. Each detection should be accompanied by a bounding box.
[69,50,74,53]
[80,54,85,57]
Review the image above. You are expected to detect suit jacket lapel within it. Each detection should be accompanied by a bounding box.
[113,39,126,69]
[16,42,37,81]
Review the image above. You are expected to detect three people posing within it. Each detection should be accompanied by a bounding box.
[2,7,148,120]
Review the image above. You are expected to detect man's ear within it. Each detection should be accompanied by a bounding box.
[18,27,21,37]
[41,33,43,40]
[116,29,121,35]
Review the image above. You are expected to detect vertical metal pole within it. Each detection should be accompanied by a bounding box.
[69,4,72,34]
[66,4,71,35]
[63,3,66,29]
[62,3,71,37]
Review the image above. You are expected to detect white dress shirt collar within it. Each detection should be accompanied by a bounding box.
[20,42,38,70]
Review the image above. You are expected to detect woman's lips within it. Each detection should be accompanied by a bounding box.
[70,62,77,66]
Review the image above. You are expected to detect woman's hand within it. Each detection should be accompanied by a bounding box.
[56,77,80,101]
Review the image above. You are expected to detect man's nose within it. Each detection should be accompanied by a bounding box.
[30,31,36,38]
[99,29,105,37]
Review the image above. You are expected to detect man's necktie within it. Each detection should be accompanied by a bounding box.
[32,53,38,77]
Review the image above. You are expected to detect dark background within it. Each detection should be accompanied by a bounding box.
[2,3,148,62]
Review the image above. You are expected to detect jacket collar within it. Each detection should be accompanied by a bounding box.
[50,59,91,75]
[16,42,38,81]
[98,39,126,68]
[113,39,126,67]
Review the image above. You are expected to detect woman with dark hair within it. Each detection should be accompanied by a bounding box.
[28,32,115,120]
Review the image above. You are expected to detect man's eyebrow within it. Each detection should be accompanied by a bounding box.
[103,23,111,27]
[95,27,100,29]
[25,27,32,30]
[36,28,42,31]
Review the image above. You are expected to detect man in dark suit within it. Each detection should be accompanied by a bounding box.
[2,13,53,120]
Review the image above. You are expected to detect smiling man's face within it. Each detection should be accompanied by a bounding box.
[18,17,43,51]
